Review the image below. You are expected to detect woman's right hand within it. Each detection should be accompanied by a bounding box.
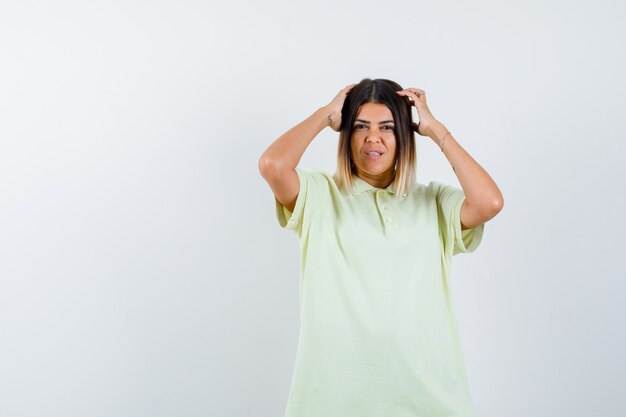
[324,83,357,132]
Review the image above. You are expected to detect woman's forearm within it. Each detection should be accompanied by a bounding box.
[259,106,333,172]
[430,121,504,216]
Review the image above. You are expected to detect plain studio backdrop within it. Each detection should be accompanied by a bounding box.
[1,0,625,416]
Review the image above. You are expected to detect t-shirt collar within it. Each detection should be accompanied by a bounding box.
[352,175,396,195]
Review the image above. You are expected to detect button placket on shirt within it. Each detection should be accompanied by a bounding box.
[376,191,397,229]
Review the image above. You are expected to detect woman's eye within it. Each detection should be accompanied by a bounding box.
[353,124,393,130]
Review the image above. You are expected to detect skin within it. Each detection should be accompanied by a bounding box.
[350,102,397,189]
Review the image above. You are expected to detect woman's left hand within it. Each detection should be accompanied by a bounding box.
[396,88,439,137]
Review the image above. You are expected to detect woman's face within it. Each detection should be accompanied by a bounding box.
[350,102,397,186]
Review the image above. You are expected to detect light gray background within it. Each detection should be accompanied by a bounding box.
[1,1,624,416]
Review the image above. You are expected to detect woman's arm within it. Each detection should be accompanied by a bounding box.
[428,121,504,230]
[258,108,332,213]
[397,88,504,230]
[258,84,356,212]
[258,106,332,173]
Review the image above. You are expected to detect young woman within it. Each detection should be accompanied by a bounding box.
[259,78,503,417]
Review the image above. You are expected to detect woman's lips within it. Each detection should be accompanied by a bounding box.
[365,151,384,160]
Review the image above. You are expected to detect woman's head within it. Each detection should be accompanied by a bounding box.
[333,78,416,198]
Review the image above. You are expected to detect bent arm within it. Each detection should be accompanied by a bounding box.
[429,122,504,230]
[258,106,333,212]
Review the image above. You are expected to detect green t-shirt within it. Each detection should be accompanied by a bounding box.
[275,167,485,417]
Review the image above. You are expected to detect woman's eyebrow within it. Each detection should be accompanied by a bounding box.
[354,119,395,124]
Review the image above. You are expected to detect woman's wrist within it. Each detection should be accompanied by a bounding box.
[427,121,449,142]
[319,105,341,131]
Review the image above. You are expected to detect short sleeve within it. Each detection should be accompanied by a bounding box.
[274,167,327,234]
[430,181,484,256]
